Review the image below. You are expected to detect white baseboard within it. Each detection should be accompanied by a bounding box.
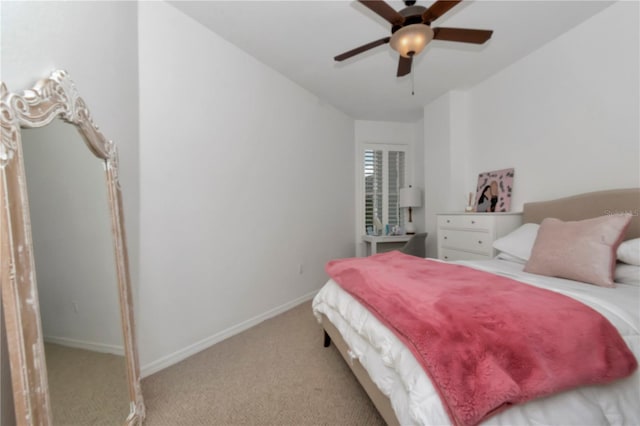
[140,290,317,378]
[44,335,124,356]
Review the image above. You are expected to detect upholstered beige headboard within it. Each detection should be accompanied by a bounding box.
[522,188,640,240]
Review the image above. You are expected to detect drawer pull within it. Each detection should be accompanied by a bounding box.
[471,220,476,224]
[444,256,449,260]
[478,240,483,245]
[444,236,448,240]
[446,219,451,223]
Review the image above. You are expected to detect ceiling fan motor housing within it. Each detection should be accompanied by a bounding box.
[392,5,428,33]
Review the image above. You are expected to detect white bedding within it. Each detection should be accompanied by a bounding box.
[312,258,640,426]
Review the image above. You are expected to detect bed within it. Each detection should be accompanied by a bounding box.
[312,188,640,426]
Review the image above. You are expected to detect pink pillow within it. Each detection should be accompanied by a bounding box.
[524,215,632,287]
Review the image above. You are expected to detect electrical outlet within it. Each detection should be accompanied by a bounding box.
[298,263,304,274]
[72,301,79,313]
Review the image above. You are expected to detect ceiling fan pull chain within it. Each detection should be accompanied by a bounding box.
[411,70,415,96]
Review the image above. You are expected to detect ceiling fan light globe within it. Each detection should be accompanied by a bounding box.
[390,24,434,58]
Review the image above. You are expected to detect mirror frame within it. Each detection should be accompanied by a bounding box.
[0,70,145,425]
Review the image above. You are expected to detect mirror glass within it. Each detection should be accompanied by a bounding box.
[21,120,129,424]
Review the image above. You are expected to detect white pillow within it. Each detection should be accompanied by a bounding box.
[617,238,640,266]
[492,223,540,262]
[615,263,640,286]
[495,252,527,264]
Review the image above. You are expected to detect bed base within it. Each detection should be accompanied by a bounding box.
[320,314,400,426]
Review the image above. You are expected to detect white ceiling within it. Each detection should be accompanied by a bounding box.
[169,1,614,122]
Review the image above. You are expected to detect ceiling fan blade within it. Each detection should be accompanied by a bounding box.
[433,27,493,44]
[359,0,404,25]
[397,56,413,77]
[334,37,391,61]
[422,0,461,23]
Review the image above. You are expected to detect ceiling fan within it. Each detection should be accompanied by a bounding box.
[335,0,493,77]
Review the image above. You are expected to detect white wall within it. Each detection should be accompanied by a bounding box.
[354,120,425,256]
[423,1,639,257]
[137,2,355,374]
[414,118,425,197]
[423,90,473,257]
[468,1,639,208]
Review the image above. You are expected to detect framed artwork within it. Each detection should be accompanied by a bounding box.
[474,168,514,212]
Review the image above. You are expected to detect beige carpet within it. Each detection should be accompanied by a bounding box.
[45,343,129,425]
[142,301,385,425]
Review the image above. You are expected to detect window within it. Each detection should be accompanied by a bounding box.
[363,145,407,233]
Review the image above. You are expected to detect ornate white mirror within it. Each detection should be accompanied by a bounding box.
[0,70,145,425]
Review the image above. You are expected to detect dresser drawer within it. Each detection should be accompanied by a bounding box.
[437,214,494,231]
[436,212,522,261]
[439,229,492,255]
[439,248,492,262]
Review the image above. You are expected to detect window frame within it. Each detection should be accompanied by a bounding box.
[358,142,411,236]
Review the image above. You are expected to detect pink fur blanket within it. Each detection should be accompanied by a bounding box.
[326,251,637,426]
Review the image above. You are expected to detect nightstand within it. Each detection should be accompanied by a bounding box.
[437,213,522,261]
[362,234,412,256]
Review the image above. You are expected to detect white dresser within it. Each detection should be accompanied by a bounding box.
[437,213,522,261]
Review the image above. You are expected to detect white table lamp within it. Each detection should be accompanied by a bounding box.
[399,186,422,234]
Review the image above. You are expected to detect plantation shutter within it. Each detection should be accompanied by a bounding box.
[364,149,383,232]
[363,147,407,233]
[388,151,405,227]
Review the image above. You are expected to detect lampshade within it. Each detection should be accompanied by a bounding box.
[389,24,434,58]
[399,186,422,208]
